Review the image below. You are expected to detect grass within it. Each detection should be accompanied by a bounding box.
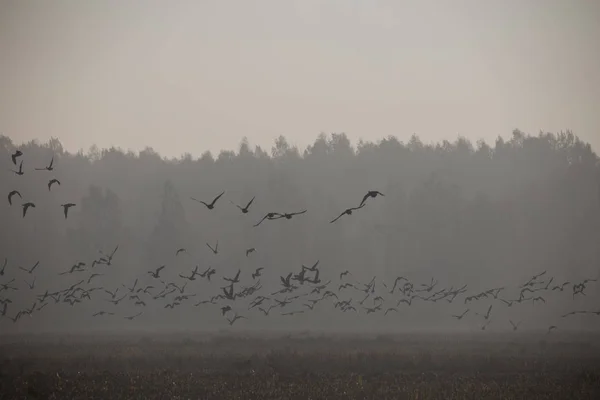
[1,332,599,399]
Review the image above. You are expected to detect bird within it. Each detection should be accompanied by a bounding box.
[18,261,39,274]
[246,248,256,257]
[230,196,255,213]
[175,248,187,256]
[7,190,21,205]
[221,306,232,315]
[22,202,35,218]
[93,311,114,317]
[509,320,521,331]
[11,150,22,165]
[148,266,165,279]
[191,191,225,210]
[253,212,283,227]
[452,309,469,320]
[206,241,219,254]
[330,204,366,223]
[476,305,492,320]
[60,203,76,219]
[24,277,36,290]
[340,271,351,280]
[226,313,246,326]
[87,273,103,284]
[251,268,264,280]
[0,258,6,276]
[280,210,307,220]
[359,190,385,207]
[547,325,557,334]
[10,161,24,176]
[124,311,143,320]
[48,179,61,191]
[224,270,241,284]
[35,156,55,171]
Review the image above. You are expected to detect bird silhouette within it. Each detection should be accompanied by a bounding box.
[11,150,22,165]
[230,196,255,213]
[191,191,225,210]
[10,161,24,176]
[22,202,35,218]
[60,203,76,219]
[35,156,55,171]
[330,204,365,223]
[7,190,21,205]
[206,241,219,254]
[359,190,385,207]
[19,261,40,274]
[48,179,61,191]
[246,248,256,257]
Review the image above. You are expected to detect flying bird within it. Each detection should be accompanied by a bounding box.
[230,196,255,213]
[124,312,143,320]
[48,179,61,191]
[7,190,21,205]
[22,202,35,218]
[191,191,225,210]
[359,190,385,207]
[35,156,54,171]
[11,150,22,165]
[246,248,256,257]
[60,203,76,219]
[206,241,219,254]
[10,161,24,176]
[175,248,187,256]
[253,212,283,227]
[19,261,40,274]
[509,320,521,331]
[330,204,365,223]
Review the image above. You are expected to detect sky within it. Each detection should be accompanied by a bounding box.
[1,0,599,158]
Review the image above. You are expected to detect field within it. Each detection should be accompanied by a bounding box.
[1,332,600,399]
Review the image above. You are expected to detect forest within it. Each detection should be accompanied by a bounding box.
[1,129,599,333]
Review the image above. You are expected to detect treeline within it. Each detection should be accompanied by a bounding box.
[1,130,599,332]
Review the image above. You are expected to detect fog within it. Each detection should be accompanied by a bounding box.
[1,131,599,334]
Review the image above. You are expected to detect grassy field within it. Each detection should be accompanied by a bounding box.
[1,332,599,399]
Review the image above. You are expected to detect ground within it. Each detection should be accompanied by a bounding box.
[1,331,599,399]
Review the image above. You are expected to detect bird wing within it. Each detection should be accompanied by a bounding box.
[210,191,225,205]
[330,211,346,223]
[245,196,255,208]
[359,193,370,207]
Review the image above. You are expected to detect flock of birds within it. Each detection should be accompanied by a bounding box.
[2,149,600,333]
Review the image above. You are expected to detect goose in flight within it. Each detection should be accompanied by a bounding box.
[223,269,241,284]
[509,320,521,331]
[547,325,557,334]
[87,273,103,284]
[48,179,60,191]
[221,305,232,315]
[206,240,219,254]
[191,191,225,210]
[251,267,263,280]
[148,265,165,279]
[175,248,187,256]
[253,212,283,227]
[226,313,246,326]
[452,309,469,320]
[330,204,365,223]
[124,311,143,320]
[60,203,76,219]
[93,311,114,317]
[21,202,35,218]
[7,190,21,205]
[359,190,384,207]
[246,248,256,257]
[19,261,40,274]
[280,210,307,220]
[230,196,255,213]
[35,156,55,171]
[11,150,22,165]
[10,161,24,176]
[476,305,493,320]
[24,277,36,290]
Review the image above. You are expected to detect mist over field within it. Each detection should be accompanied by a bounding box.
[1,130,599,335]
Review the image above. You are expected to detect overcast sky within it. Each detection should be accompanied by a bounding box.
[1,0,599,157]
